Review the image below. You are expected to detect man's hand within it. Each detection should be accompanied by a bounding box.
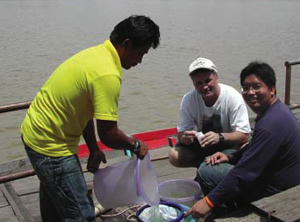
[134,140,148,160]
[184,198,211,219]
[205,152,229,165]
[200,131,221,148]
[87,149,107,173]
[180,130,197,145]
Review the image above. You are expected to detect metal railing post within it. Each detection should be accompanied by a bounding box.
[284,60,300,109]
[285,61,292,106]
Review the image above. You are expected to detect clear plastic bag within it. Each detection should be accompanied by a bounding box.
[93,153,160,209]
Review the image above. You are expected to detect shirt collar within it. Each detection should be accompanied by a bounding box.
[103,40,122,75]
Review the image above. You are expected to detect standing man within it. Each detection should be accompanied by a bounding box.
[169,57,251,168]
[186,62,300,219]
[20,15,160,222]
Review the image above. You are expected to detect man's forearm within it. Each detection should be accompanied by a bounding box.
[222,131,249,145]
[102,129,136,150]
[83,119,99,152]
[96,119,136,151]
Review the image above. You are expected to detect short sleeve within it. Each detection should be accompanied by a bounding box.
[90,74,121,121]
[178,93,196,132]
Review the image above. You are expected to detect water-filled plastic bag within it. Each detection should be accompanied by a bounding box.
[93,153,160,209]
[136,201,184,222]
[136,202,196,222]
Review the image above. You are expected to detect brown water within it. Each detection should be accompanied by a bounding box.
[1,0,300,164]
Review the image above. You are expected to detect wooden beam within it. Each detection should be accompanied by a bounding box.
[0,183,35,222]
[252,185,300,222]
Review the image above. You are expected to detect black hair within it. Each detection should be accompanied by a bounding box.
[240,61,276,89]
[110,15,160,49]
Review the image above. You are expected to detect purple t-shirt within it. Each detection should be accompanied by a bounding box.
[208,99,300,205]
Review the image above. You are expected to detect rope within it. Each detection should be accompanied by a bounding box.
[100,204,145,218]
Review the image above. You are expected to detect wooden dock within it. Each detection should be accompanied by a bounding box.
[0,146,197,222]
[2,109,300,222]
[2,144,300,222]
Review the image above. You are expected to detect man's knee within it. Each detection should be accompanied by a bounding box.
[169,145,203,168]
[197,162,212,182]
[168,148,181,167]
[198,162,234,187]
[169,147,192,167]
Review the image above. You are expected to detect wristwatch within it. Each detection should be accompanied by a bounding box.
[133,140,141,154]
[219,133,225,143]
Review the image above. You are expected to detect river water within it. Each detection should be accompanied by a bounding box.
[1,0,300,164]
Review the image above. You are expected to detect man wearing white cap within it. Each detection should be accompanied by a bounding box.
[169,57,251,168]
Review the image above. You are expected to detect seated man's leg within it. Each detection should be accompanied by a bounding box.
[169,140,206,168]
[169,139,236,168]
[197,162,234,195]
[197,162,236,216]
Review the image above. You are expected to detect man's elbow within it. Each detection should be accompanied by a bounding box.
[240,133,250,144]
[98,135,113,147]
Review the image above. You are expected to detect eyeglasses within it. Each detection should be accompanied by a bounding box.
[241,84,263,94]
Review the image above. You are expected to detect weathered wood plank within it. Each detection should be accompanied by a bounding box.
[151,159,197,182]
[0,183,34,222]
[252,185,300,222]
[0,187,9,208]
[19,192,41,222]
[0,158,32,177]
[0,206,19,222]
[157,170,196,183]
[212,206,268,222]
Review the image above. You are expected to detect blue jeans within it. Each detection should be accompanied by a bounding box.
[23,139,95,222]
[197,151,237,216]
[197,161,234,195]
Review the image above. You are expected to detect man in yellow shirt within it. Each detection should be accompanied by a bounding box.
[21,15,160,222]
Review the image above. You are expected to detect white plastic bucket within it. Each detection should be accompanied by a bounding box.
[158,179,203,207]
[93,153,160,209]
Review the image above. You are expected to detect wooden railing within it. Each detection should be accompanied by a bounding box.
[0,101,31,114]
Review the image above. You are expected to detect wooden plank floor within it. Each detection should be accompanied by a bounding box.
[0,146,198,222]
[252,185,300,222]
[0,187,19,222]
[213,183,300,222]
[2,135,300,222]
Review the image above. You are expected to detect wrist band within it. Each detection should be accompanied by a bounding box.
[205,196,214,208]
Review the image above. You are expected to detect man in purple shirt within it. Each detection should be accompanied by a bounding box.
[185,61,300,219]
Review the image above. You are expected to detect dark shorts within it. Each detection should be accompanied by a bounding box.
[176,139,236,161]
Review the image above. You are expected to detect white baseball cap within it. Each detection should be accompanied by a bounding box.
[188,57,218,75]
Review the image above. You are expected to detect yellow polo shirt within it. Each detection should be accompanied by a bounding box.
[21,40,122,156]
